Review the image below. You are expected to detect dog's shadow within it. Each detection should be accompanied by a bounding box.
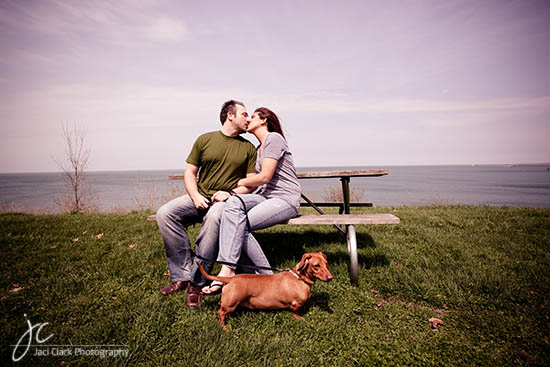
[302,291,333,315]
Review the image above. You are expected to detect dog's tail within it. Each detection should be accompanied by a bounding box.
[197,263,233,284]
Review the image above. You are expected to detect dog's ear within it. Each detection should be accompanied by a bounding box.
[297,254,312,272]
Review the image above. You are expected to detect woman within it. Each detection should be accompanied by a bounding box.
[202,107,301,294]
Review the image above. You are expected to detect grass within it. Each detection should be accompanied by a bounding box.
[0,206,549,366]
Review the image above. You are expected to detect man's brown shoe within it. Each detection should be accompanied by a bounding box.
[160,281,188,296]
[185,283,203,308]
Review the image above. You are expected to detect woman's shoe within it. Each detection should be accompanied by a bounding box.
[202,281,224,295]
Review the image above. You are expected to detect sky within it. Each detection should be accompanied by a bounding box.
[0,0,549,173]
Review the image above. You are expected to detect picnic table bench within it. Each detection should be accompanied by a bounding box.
[149,169,399,285]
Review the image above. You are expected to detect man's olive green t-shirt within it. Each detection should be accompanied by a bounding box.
[186,131,257,197]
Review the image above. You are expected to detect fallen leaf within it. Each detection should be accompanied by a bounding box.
[519,349,533,364]
[96,233,104,239]
[370,289,379,295]
[8,233,12,237]
[429,317,446,332]
[0,296,7,302]
[433,309,445,315]
[12,282,20,287]
[163,269,170,278]
[40,306,46,310]
[395,262,403,268]
[82,231,88,235]
[376,301,384,307]
[128,244,137,249]
[10,287,23,293]
[73,238,79,243]
[50,245,57,249]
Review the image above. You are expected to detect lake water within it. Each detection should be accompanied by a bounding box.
[0,165,549,213]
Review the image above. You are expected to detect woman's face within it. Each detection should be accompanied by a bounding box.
[247,112,266,132]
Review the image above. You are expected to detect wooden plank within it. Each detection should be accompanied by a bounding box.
[296,169,388,179]
[168,169,389,180]
[286,214,400,225]
[300,202,373,207]
[168,174,185,180]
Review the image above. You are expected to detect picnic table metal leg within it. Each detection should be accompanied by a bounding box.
[300,193,345,235]
[340,176,351,214]
[346,224,359,285]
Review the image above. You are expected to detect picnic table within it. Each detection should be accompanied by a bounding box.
[296,169,388,215]
[289,169,398,284]
[162,169,399,285]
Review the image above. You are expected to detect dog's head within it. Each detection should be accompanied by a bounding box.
[295,252,333,282]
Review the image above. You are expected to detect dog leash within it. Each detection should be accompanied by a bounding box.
[196,192,310,279]
[193,252,286,273]
[229,191,252,233]
[194,252,310,284]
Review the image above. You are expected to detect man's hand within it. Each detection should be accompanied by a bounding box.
[211,191,231,202]
[192,193,210,210]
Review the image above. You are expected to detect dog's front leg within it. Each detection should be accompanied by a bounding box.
[217,309,229,331]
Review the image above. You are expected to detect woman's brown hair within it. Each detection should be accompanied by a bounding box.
[254,107,285,138]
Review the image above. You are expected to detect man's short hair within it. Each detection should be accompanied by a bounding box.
[220,100,245,125]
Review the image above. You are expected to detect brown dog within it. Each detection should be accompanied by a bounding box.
[198,252,333,330]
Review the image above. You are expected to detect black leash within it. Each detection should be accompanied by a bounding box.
[193,252,285,273]
[196,191,283,272]
[229,191,252,233]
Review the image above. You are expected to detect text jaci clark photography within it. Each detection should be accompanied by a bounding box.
[11,314,129,362]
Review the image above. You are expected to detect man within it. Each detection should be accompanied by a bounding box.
[156,100,257,308]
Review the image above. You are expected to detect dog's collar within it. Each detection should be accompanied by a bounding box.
[287,269,313,285]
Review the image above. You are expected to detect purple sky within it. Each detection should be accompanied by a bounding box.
[0,0,549,172]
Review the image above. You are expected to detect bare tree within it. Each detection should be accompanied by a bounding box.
[55,123,95,212]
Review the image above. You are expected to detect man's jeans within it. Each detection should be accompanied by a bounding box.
[218,194,299,274]
[156,194,224,286]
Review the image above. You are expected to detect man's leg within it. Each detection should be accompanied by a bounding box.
[156,195,202,295]
[186,201,225,307]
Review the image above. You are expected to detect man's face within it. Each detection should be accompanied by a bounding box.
[231,104,249,133]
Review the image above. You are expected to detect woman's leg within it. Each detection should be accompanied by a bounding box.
[217,194,266,269]
[217,196,298,272]
[202,194,265,294]
[241,198,299,273]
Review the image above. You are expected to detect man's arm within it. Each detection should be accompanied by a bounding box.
[184,163,209,209]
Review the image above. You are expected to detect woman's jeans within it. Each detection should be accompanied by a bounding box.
[156,194,224,286]
[217,194,299,274]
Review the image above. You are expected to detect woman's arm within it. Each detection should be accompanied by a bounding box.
[237,158,278,188]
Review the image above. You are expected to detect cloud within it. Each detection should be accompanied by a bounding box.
[0,0,190,46]
[145,17,190,42]
[282,93,550,115]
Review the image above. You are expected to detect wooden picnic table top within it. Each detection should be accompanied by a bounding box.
[296,169,388,179]
[168,169,388,181]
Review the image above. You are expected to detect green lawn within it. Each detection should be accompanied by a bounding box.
[1,206,549,366]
